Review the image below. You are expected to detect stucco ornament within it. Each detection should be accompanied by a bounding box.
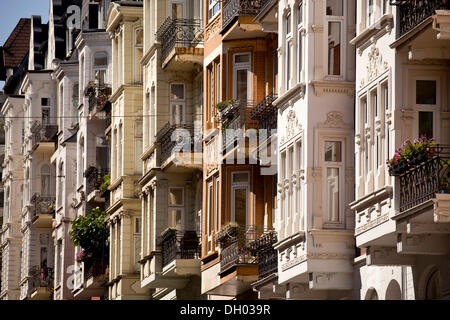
[366,45,389,83]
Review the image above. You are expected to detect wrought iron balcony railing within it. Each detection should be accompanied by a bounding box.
[31,123,58,148]
[397,145,450,212]
[250,92,278,134]
[156,18,204,63]
[249,230,278,280]
[84,82,112,114]
[156,122,196,165]
[216,224,264,274]
[160,229,200,269]
[217,100,258,151]
[29,265,54,291]
[84,166,110,196]
[30,193,56,216]
[390,0,450,38]
[222,0,263,31]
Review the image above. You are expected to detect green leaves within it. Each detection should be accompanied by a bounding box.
[100,174,111,191]
[69,207,109,257]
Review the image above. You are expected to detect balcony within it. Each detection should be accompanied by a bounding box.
[394,145,450,213]
[30,193,55,228]
[250,92,278,134]
[28,265,53,300]
[391,0,450,38]
[156,18,203,69]
[222,0,263,32]
[216,100,258,152]
[161,229,201,269]
[84,81,112,116]
[249,230,277,281]
[84,166,110,203]
[156,122,200,169]
[31,123,58,152]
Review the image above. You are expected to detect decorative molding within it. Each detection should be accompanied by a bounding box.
[310,80,355,97]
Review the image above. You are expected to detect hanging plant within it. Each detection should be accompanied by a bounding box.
[69,207,109,260]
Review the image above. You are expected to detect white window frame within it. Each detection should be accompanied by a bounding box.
[285,11,292,91]
[232,53,252,102]
[133,216,142,272]
[207,181,213,253]
[413,77,439,140]
[93,52,108,86]
[325,1,345,79]
[208,0,220,22]
[170,83,186,125]
[296,1,304,84]
[168,187,185,230]
[366,0,374,27]
[230,171,250,226]
[322,138,345,227]
[134,29,143,83]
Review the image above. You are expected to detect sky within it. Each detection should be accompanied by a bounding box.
[0,0,49,88]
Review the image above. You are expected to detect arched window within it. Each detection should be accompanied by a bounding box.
[41,165,51,196]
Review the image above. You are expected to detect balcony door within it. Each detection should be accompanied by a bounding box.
[231,172,250,227]
[169,0,186,19]
[233,53,251,104]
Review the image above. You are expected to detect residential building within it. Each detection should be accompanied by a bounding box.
[0,17,30,300]
[106,0,150,300]
[138,0,204,300]
[350,1,450,300]
[200,0,279,300]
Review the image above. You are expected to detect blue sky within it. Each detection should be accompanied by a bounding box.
[0,0,49,88]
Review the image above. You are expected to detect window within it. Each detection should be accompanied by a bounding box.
[72,83,79,126]
[41,98,50,106]
[58,84,63,128]
[207,182,213,252]
[382,0,388,14]
[79,138,85,185]
[215,179,219,233]
[367,0,374,26]
[168,187,184,230]
[42,108,50,125]
[233,53,251,102]
[117,125,122,177]
[208,0,220,21]
[297,2,303,83]
[382,83,390,161]
[56,240,62,285]
[326,1,344,77]
[133,217,141,272]
[135,29,143,83]
[326,0,343,16]
[58,162,64,208]
[41,165,51,196]
[416,80,436,105]
[285,12,292,90]
[135,121,143,174]
[419,111,433,139]
[324,141,343,224]
[94,52,108,86]
[231,172,249,226]
[170,84,185,125]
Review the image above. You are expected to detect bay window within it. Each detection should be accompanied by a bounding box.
[326,0,344,77]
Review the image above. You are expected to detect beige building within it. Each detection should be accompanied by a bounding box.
[138,0,204,300]
[106,0,149,300]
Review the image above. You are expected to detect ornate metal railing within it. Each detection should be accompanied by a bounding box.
[217,100,258,151]
[160,229,200,268]
[85,82,112,113]
[156,18,204,63]
[390,0,450,37]
[250,92,278,134]
[398,145,450,212]
[222,0,263,31]
[30,193,56,216]
[29,265,54,290]
[31,123,58,148]
[249,230,278,280]
[156,122,195,165]
[84,166,110,196]
[216,224,264,274]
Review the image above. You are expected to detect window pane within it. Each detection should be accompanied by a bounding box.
[41,98,50,106]
[234,188,247,226]
[171,3,183,19]
[170,84,185,100]
[328,21,341,75]
[169,209,182,230]
[286,41,291,90]
[326,168,339,222]
[236,69,248,101]
[232,172,249,183]
[94,53,108,66]
[325,141,342,162]
[419,111,433,138]
[235,54,250,64]
[326,0,343,16]
[416,80,436,105]
[169,188,183,205]
[208,184,212,234]
[298,2,303,25]
[286,13,291,34]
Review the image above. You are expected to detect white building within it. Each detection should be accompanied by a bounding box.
[350,1,450,300]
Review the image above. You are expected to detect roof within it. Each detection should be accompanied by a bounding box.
[2,18,31,68]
